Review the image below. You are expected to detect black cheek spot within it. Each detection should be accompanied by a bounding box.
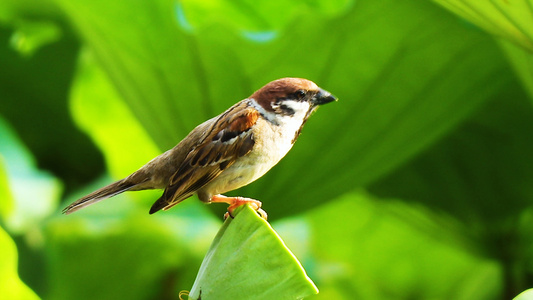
[280,104,295,116]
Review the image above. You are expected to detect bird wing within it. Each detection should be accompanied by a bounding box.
[149,101,259,213]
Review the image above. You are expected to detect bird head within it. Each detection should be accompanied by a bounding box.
[250,78,337,125]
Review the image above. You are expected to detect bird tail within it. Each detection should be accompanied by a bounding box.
[62,179,137,214]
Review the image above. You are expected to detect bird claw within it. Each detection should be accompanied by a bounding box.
[256,208,268,220]
[223,207,268,221]
[211,195,268,221]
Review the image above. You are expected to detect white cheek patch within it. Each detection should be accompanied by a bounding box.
[250,98,310,126]
[279,100,310,119]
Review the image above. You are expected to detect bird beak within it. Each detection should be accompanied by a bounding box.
[312,88,337,106]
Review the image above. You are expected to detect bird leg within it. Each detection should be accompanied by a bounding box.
[210,194,268,220]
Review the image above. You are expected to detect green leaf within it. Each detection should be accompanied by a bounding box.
[369,84,533,227]
[189,205,318,300]
[9,20,61,56]
[432,0,533,52]
[0,226,40,300]
[515,289,533,300]
[368,81,533,296]
[0,155,14,220]
[499,40,533,103]
[0,0,59,25]
[53,0,206,149]
[0,27,104,190]
[305,192,501,299]
[178,0,352,32]
[433,1,533,105]
[0,117,61,234]
[44,204,220,300]
[69,49,160,179]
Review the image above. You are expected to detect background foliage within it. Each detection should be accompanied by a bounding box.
[1,0,533,299]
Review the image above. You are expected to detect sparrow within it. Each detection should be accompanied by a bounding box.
[63,78,337,219]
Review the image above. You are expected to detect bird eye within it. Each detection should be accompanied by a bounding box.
[295,90,306,99]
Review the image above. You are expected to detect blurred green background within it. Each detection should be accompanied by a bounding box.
[1,0,533,299]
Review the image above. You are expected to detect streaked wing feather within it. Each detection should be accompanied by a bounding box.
[149,101,259,213]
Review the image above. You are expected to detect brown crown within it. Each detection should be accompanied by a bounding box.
[251,78,319,112]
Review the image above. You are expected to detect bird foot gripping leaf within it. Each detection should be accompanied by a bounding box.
[210,195,268,220]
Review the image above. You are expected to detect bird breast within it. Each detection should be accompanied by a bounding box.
[201,110,306,196]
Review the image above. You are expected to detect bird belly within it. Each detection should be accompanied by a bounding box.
[199,118,297,197]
